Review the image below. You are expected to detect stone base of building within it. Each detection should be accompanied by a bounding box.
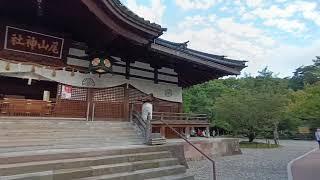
[168,137,242,161]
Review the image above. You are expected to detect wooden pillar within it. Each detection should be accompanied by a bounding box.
[185,126,190,139]
[178,103,183,113]
[154,67,159,84]
[123,83,129,121]
[160,126,166,138]
[86,88,93,121]
[125,61,130,80]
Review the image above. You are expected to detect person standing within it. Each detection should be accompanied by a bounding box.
[315,128,320,149]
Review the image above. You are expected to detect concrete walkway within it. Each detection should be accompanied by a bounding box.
[290,148,320,180]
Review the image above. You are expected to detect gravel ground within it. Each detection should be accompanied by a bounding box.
[187,140,317,180]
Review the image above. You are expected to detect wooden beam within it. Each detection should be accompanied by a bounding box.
[123,84,129,121]
[125,60,130,80]
[154,67,159,84]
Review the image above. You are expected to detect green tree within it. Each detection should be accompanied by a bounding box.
[214,68,290,143]
[183,67,299,142]
[183,79,234,124]
[214,89,263,142]
[289,83,320,128]
[289,56,320,90]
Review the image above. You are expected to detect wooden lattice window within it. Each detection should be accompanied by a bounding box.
[55,84,89,118]
[128,86,148,103]
[93,86,124,102]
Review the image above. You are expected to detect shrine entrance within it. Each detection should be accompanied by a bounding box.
[91,85,127,121]
[50,84,128,121]
[0,76,181,121]
[0,78,129,121]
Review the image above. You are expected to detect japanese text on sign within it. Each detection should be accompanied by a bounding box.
[4,26,64,59]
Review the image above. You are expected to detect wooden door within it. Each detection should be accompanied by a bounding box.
[54,84,89,118]
[92,85,126,121]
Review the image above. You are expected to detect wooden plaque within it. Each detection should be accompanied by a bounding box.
[4,26,64,59]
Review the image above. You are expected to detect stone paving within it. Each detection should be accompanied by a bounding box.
[187,140,317,180]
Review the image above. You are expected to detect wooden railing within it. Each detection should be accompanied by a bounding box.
[0,98,87,118]
[153,112,208,121]
[0,99,54,117]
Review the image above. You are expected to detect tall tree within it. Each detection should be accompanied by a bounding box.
[289,56,320,90]
[183,79,235,124]
[289,83,320,128]
[214,78,289,143]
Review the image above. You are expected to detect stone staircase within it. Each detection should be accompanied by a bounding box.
[0,119,194,179]
[0,119,145,153]
[0,145,193,180]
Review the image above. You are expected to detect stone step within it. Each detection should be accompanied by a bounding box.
[149,137,167,145]
[0,131,137,136]
[0,139,144,148]
[78,165,187,180]
[0,120,131,125]
[0,127,134,131]
[0,136,144,141]
[0,151,172,176]
[146,174,195,180]
[0,142,146,153]
[1,158,180,180]
[0,124,133,129]
[0,146,173,164]
[0,125,135,129]
[0,133,140,139]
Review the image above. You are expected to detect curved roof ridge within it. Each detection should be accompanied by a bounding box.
[154,38,247,67]
[111,0,167,33]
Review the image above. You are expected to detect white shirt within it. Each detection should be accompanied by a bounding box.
[316,131,320,141]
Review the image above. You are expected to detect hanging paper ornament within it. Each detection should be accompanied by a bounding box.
[52,69,56,77]
[31,65,35,72]
[5,62,10,71]
[27,78,32,85]
[71,68,75,77]
[18,63,22,72]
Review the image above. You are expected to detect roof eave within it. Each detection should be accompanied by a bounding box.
[150,43,242,76]
[104,0,166,39]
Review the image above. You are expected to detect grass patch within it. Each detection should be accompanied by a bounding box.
[240,141,280,149]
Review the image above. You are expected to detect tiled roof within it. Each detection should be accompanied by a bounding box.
[112,0,167,32]
[154,39,247,68]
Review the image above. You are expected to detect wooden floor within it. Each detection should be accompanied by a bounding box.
[0,118,144,153]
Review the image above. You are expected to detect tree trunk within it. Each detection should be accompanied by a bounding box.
[248,132,256,142]
[273,123,279,145]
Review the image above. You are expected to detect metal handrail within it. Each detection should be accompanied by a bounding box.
[157,117,216,180]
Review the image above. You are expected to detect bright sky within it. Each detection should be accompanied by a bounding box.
[121,0,320,77]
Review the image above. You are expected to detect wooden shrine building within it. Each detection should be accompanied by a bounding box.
[0,0,246,138]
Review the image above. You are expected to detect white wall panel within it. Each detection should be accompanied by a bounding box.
[0,59,182,102]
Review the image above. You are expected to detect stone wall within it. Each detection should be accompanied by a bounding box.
[169,138,242,161]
